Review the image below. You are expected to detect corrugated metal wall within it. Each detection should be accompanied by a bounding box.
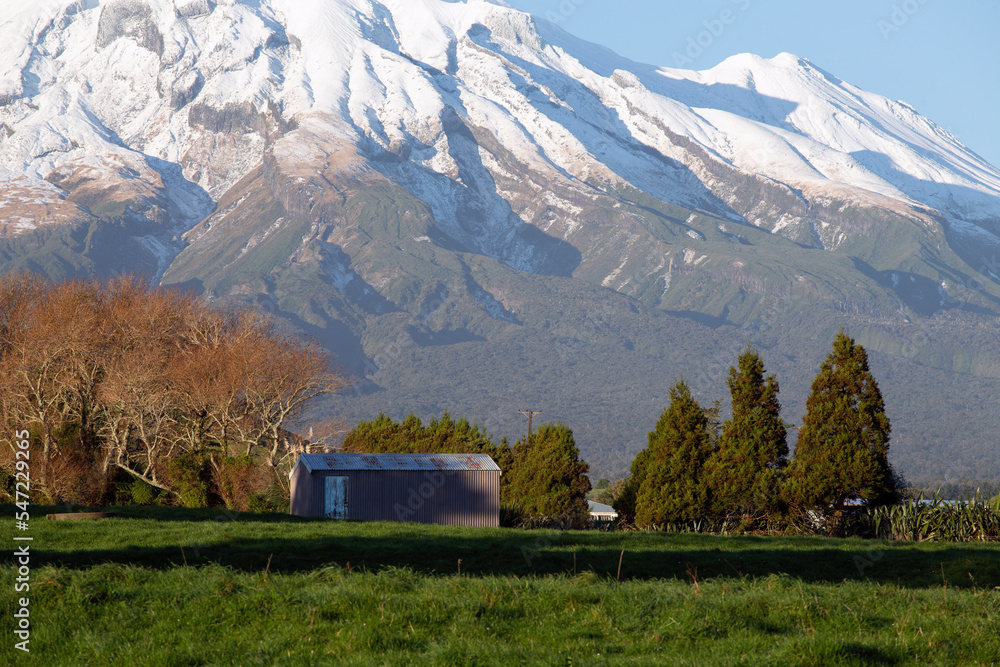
[302,469,499,527]
[289,462,312,516]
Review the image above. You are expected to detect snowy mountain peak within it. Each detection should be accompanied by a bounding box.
[655,50,1000,217]
[2,0,999,260]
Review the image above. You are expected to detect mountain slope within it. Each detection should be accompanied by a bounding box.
[2,0,1000,481]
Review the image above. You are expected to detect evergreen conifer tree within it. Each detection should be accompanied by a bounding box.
[342,412,497,454]
[785,329,897,513]
[506,422,591,522]
[634,379,713,526]
[614,447,650,525]
[705,347,787,516]
[342,412,515,502]
[341,413,410,452]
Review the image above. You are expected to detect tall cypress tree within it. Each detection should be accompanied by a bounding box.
[614,447,650,526]
[507,422,591,521]
[705,347,787,516]
[634,379,713,527]
[785,329,897,513]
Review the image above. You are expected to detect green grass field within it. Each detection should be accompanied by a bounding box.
[3,505,999,665]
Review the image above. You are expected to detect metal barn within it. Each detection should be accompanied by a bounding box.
[289,453,501,527]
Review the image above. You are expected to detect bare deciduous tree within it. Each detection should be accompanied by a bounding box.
[0,272,353,505]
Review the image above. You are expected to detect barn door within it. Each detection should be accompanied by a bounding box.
[324,476,349,519]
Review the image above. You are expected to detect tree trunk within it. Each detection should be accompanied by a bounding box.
[115,463,177,496]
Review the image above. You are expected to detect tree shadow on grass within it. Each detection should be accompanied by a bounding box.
[33,504,299,523]
[22,506,1000,590]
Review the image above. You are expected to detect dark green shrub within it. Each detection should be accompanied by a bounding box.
[247,493,270,513]
[262,481,290,513]
[167,452,211,508]
[129,477,158,505]
[499,502,526,528]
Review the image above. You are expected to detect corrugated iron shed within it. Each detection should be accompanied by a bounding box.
[289,452,501,527]
[296,452,501,473]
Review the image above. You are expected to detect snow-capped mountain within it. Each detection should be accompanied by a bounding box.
[4,0,1000,267]
[3,0,1000,481]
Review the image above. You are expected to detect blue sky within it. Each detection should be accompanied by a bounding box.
[505,0,1000,169]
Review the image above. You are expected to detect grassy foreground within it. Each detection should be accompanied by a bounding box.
[2,505,999,665]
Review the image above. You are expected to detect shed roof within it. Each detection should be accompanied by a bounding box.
[587,500,618,515]
[296,453,501,473]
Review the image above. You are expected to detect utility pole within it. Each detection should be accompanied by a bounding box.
[518,410,541,439]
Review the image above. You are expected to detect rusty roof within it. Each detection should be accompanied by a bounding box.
[296,452,501,473]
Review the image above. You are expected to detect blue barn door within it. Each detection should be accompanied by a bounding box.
[324,476,349,519]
